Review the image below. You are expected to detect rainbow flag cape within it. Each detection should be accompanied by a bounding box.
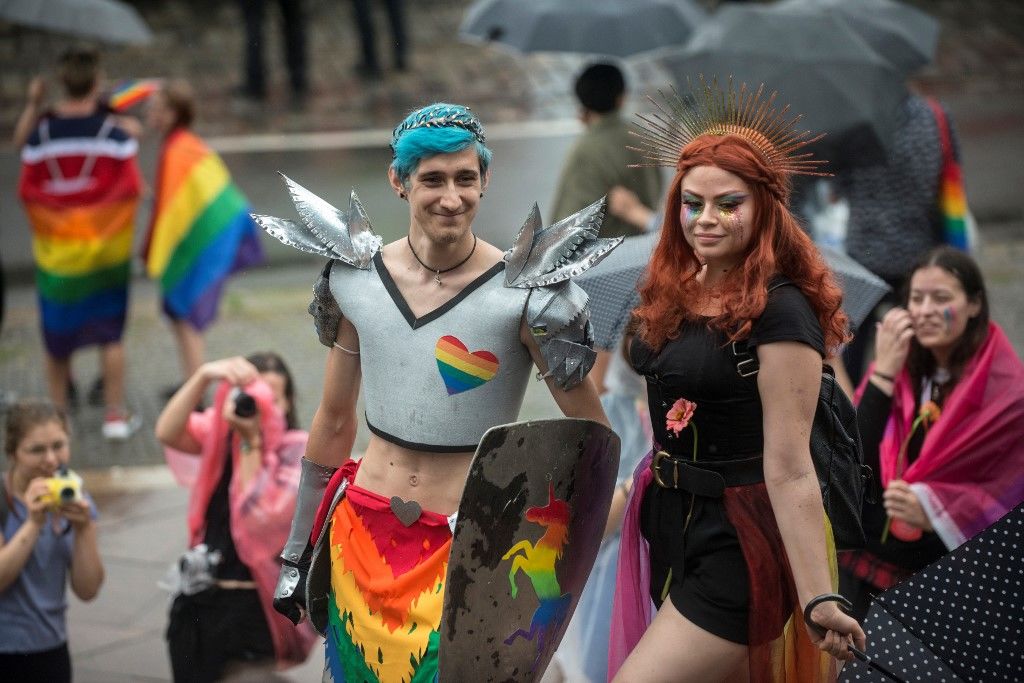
[926,98,970,251]
[326,486,450,682]
[107,78,161,112]
[18,110,142,358]
[143,128,264,330]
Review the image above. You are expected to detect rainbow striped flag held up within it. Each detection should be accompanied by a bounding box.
[143,128,264,330]
[107,78,161,112]
[18,111,142,359]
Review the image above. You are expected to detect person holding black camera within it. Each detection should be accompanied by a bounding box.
[1,399,103,682]
[155,353,316,682]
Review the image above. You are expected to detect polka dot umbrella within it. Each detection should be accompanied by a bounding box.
[839,502,1024,682]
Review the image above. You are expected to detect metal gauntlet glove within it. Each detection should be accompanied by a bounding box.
[273,458,336,624]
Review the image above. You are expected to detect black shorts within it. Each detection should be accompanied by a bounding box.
[640,483,751,644]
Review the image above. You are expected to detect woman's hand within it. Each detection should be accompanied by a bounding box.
[874,307,915,377]
[60,499,94,531]
[23,478,51,526]
[200,356,259,386]
[806,600,866,662]
[883,480,933,531]
[222,393,262,447]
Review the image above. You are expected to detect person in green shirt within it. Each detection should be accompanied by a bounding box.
[551,62,663,240]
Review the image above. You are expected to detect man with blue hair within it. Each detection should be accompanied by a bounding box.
[255,103,618,681]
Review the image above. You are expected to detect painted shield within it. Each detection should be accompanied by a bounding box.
[438,418,620,682]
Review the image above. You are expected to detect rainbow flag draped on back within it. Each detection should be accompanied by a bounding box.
[143,128,264,330]
[18,110,142,359]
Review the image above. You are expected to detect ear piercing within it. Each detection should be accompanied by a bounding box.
[399,192,407,199]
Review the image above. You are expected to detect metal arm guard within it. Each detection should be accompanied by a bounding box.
[273,458,337,625]
[525,280,596,390]
[506,198,620,390]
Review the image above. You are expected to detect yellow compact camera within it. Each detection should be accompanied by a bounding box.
[41,467,83,509]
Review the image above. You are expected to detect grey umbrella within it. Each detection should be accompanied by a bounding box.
[775,0,940,75]
[576,232,889,350]
[0,0,153,45]
[459,0,707,59]
[661,4,906,166]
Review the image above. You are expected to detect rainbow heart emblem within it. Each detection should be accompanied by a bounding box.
[435,335,499,395]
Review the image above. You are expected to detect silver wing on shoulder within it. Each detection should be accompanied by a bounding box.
[251,173,382,270]
[504,197,622,288]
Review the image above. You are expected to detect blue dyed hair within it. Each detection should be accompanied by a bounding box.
[389,103,493,184]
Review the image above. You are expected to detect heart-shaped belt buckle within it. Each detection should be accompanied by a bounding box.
[390,496,423,527]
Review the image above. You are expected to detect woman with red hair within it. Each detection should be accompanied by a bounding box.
[609,82,865,682]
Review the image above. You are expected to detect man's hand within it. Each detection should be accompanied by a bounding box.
[27,77,46,108]
[273,560,310,625]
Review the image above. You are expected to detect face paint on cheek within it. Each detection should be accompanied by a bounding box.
[724,207,743,244]
[943,307,955,332]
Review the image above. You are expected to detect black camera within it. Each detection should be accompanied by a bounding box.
[232,389,257,418]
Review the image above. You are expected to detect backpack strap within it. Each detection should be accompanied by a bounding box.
[730,278,797,377]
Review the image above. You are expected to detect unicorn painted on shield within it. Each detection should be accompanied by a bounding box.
[502,483,573,668]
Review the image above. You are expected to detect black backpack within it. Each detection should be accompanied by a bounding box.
[733,284,872,551]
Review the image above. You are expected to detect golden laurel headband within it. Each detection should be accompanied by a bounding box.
[630,76,829,177]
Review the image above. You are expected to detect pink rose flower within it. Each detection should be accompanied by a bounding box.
[665,398,697,435]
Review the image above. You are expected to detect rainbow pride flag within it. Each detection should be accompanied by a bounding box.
[927,98,970,251]
[143,128,263,330]
[325,486,451,682]
[107,78,161,112]
[18,111,142,358]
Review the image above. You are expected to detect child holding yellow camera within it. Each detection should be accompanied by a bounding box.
[0,399,104,682]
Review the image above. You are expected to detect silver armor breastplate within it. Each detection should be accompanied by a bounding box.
[332,253,533,451]
[253,176,623,451]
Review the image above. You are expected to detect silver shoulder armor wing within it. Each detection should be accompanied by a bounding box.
[504,197,621,289]
[506,198,622,390]
[251,173,382,270]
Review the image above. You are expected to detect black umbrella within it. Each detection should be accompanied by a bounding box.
[576,232,890,350]
[459,0,708,59]
[775,0,940,75]
[661,4,906,166]
[0,0,153,45]
[839,503,1024,682]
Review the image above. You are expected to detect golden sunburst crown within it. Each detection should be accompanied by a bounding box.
[630,76,829,177]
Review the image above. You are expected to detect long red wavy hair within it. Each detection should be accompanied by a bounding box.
[634,134,849,353]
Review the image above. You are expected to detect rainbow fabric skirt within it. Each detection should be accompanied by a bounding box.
[325,484,451,682]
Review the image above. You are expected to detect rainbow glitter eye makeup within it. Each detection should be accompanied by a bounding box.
[681,193,703,225]
[716,193,747,217]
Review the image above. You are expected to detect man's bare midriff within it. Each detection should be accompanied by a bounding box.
[352,434,475,516]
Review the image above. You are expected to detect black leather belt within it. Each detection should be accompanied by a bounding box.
[650,451,764,497]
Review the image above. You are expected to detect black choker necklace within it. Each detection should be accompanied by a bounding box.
[407,235,477,286]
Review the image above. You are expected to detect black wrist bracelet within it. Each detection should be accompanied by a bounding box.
[873,370,895,381]
[803,593,853,637]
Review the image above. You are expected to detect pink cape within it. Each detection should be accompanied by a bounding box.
[608,451,655,679]
[164,379,317,668]
[856,322,1024,548]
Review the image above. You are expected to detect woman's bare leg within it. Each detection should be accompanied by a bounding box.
[171,319,205,381]
[613,598,747,683]
[101,342,126,412]
[44,353,72,410]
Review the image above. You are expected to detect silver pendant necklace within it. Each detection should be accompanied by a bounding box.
[407,234,477,286]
